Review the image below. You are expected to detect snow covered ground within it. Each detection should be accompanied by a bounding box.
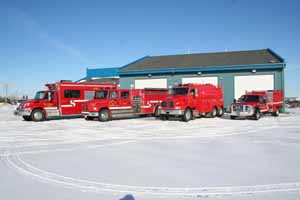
[1,104,300,200]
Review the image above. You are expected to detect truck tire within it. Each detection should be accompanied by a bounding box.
[230,116,236,120]
[85,116,94,121]
[207,107,217,118]
[22,116,32,121]
[160,114,169,121]
[98,109,110,122]
[272,108,280,117]
[217,107,224,117]
[182,108,192,122]
[253,110,261,120]
[31,109,45,122]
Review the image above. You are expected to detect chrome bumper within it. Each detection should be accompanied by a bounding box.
[14,109,32,116]
[82,112,99,117]
[230,110,254,117]
[160,109,184,115]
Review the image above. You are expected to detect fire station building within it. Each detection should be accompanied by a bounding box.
[82,49,285,110]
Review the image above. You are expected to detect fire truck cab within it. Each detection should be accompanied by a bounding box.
[160,84,224,122]
[230,90,283,120]
[82,88,168,121]
[15,81,116,121]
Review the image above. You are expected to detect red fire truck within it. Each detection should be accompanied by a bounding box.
[15,81,116,121]
[82,88,168,121]
[160,83,224,122]
[230,90,283,120]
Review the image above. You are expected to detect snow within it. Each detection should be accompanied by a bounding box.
[1,105,300,200]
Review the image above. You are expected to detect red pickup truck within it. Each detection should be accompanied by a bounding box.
[230,90,283,120]
[82,88,168,121]
[160,83,224,122]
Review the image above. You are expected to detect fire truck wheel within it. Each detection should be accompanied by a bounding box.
[31,109,45,122]
[22,116,32,121]
[98,109,110,122]
[182,108,192,122]
[208,107,217,118]
[253,110,261,120]
[217,107,224,117]
[272,108,280,117]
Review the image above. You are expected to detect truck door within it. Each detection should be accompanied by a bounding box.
[119,90,131,108]
[60,89,81,115]
[45,91,58,108]
[108,91,119,108]
[189,88,197,108]
[259,96,268,112]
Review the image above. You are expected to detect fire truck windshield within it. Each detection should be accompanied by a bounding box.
[239,95,259,102]
[34,91,48,100]
[95,91,108,99]
[171,88,189,95]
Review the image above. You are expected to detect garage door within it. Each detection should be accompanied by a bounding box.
[234,75,274,99]
[182,77,218,86]
[135,79,167,89]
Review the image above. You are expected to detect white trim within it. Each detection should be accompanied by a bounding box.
[148,100,162,103]
[61,84,115,87]
[141,105,152,108]
[272,102,283,104]
[109,106,132,110]
[61,105,73,108]
[44,107,58,109]
[73,99,89,102]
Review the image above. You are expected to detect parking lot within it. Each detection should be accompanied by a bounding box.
[1,104,300,200]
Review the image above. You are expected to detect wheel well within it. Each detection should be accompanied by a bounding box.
[99,107,109,113]
[153,104,159,113]
[32,108,46,115]
[185,107,192,112]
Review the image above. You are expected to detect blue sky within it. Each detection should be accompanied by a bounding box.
[0,0,299,97]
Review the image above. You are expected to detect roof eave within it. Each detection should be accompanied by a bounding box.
[119,63,285,76]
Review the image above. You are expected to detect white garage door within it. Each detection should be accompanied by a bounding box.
[234,75,274,99]
[135,79,167,89]
[182,77,218,86]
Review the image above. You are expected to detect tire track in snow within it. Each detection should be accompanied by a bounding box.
[5,153,300,197]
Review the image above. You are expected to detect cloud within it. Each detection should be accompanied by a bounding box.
[7,6,88,65]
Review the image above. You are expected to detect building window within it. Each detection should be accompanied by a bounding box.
[64,90,81,98]
[121,91,129,99]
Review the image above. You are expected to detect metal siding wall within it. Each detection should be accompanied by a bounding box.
[119,68,284,110]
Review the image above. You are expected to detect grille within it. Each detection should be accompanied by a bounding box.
[161,101,167,107]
